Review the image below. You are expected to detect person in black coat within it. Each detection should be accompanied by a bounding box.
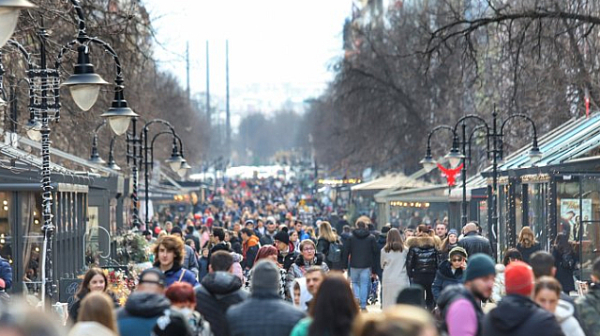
[432,246,467,301]
[552,233,577,294]
[482,261,564,336]
[195,251,249,336]
[458,223,493,257]
[406,230,439,311]
[516,227,541,264]
[341,220,379,310]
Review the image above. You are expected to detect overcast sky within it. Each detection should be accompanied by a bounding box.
[143,0,350,104]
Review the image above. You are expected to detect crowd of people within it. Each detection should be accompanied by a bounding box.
[2,177,600,336]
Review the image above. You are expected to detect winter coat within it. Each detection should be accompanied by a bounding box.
[241,235,260,270]
[380,248,410,308]
[160,264,199,287]
[198,257,209,282]
[0,257,12,290]
[230,236,242,255]
[183,244,200,276]
[373,233,387,277]
[482,294,565,336]
[195,271,249,336]
[555,299,585,336]
[575,283,600,336]
[341,228,378,269]
[116,292,173,336]
[437,284,484,336]
[278,248,299,272]
[553,247,577,293]
[406,236,438,278]
[432,259,464,301]
[516,242,541,264]
[289,317,312,336]
[226,287,306,336]
[245,266,287,299]
[316,237,343,270]
[259,231,277,246]
[491,264,505,303]
[458,231,493,257]
[286,254,329,296]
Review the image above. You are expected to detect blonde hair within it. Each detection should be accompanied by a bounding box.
[318,221,337,242]
[518,226,537,248]
[353,305,438,336]
[78,292,118,333]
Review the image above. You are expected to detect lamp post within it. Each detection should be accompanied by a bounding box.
[139,119,189,228]
[422,111,543,255]
[0,0,138,303]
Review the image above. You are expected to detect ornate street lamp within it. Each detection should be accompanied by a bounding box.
[0,0,35,48]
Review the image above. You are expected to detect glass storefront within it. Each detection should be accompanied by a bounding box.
[526,183,549,250]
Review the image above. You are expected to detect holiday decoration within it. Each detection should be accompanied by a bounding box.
[437,163,463,187]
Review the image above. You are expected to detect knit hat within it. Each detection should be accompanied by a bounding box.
[273,230,290,245]
[139,267,166,287]
[448,229,458,236]
[171,226,183,236]
[266,216,276,224]
[381,226,391,235]
[464,253,496,282]
[395,284,426,308]
[448,246,468,260]
[505,261,534,296]
[251,260,280,293]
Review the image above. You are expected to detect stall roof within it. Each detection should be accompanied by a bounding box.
[482,112,600,173]
[375,185,449,203]
[351,174,431,192]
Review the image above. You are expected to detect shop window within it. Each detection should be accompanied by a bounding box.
[527,183,549,249]
[579,177,600,280]
[0,192,13,289]
[21,192,43,298]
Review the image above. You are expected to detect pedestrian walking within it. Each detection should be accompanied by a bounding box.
[432,246,467,302]
[575,256,600,335]
[195,251,248,336]
[69,268,118,323]
[165,282,212,336]
[170,228,201,277]
[516,227,541,264]
[533,276,585,336]
[552,233,577,294]
[439,229,459,262]
[153,235,199,287]
[458,222,493,257]
[227,260,306,336]
[437,253,496,336]
[286,240,329,297]
[316,221,344,270]
[342,219,378,311]
[482,261,564,336]
[380,228,410,308]
[73,291,118,334]
[117,268,192,336]
[290,274,358,336]
[274,230,298,271]
[406,225,438,310]
[240,228,260,271]
[245,245,287,298]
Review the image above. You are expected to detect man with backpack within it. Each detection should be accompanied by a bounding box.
[437,253,496,336]
[341,220,379,311]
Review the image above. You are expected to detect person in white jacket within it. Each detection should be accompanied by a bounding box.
[380,228,410,309]
[534,276,585,336]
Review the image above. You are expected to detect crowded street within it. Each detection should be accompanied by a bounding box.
[3,0,600,336]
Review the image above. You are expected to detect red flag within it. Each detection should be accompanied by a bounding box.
[585,88,590,118]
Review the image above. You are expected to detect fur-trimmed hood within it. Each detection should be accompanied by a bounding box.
[406,235,437,249]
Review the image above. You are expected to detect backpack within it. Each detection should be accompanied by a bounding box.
[327,241,342,263]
